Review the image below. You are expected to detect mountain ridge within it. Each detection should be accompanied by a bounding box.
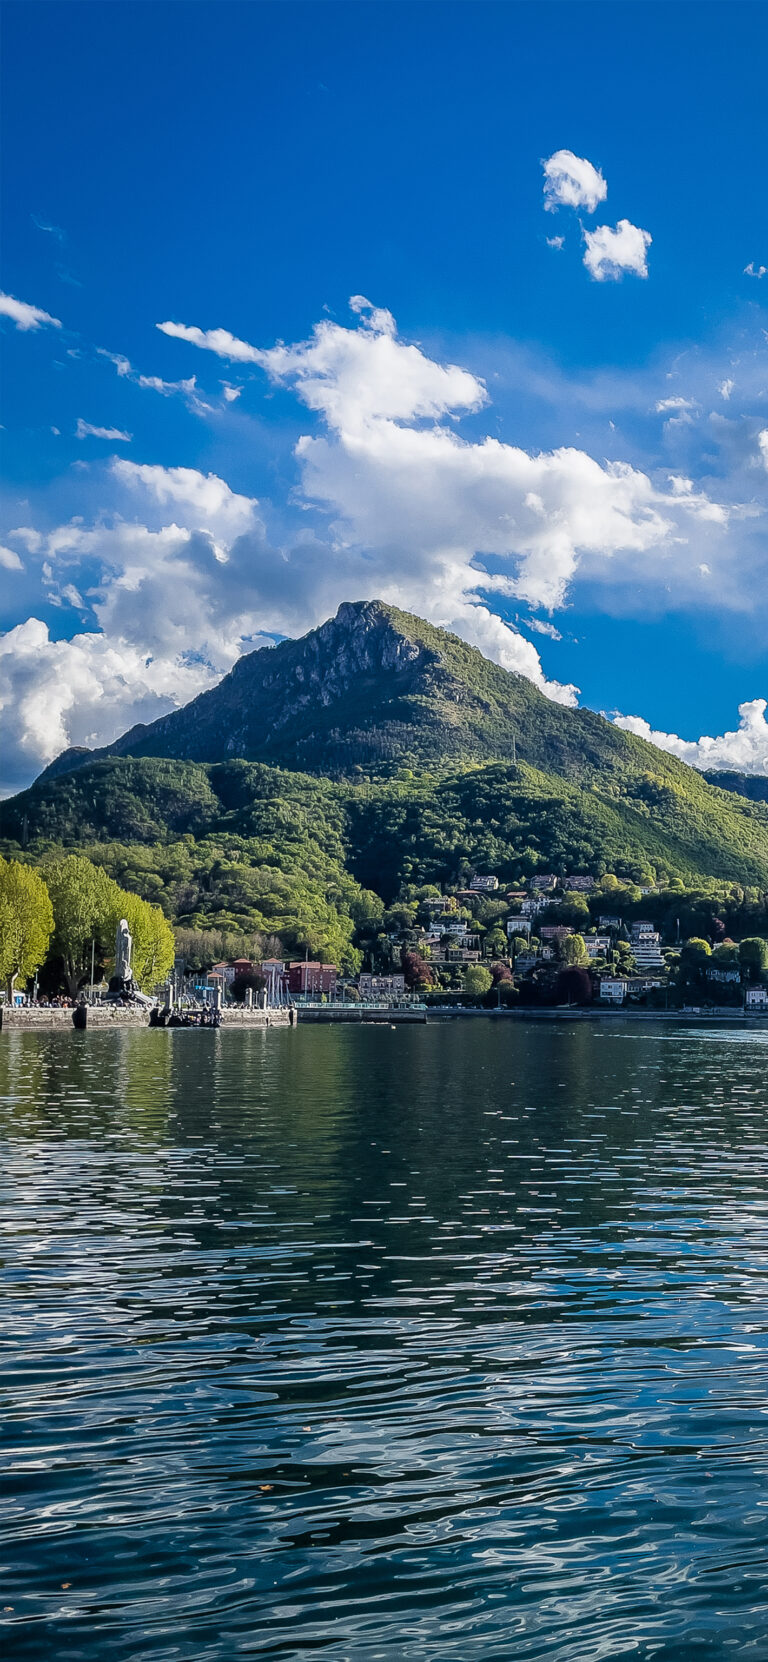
[33,598,739,794]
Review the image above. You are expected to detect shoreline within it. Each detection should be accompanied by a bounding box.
[3,1004,766,1032]
[0,1006,294,1032]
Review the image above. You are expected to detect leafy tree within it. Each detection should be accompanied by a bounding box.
[44,855,117,997]
[556,966,593,1005]
[680,937,712,980]
[117,891,176,991]
[401,948,433,989]
[0,858,54,998]
[739,936,768,982]
[489,959,513,984]
[463,964,492,995]
[560,933,588,966]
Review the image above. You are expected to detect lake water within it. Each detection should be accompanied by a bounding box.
[2,1022,768,1661]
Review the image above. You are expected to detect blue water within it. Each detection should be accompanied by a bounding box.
[2,1021,768,1660]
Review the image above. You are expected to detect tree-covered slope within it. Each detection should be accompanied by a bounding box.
[6,749,768,907]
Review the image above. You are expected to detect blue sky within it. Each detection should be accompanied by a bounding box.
[2,0,768,791]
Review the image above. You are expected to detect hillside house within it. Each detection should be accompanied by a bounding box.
[358,973,406,1001]
[600,978,628,1004]
[288,962,338,996]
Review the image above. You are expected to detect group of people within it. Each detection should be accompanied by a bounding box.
[12,994,76,1009]
[149,1005,222,1029]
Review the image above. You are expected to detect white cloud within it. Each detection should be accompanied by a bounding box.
[546,235,565,251]
[542,150,607,213]
[656,396,697,413]
[615,699,768,776]
[252,299,729,617]
[0,291,62,331]
[112,459,259,540]
[0,619,214,794]
[744,262,767,278]
[0,545,23,571]
[221,382,242,402]
[156,318,263,363]
[525,618,562,639]
[98,347,211,414]
[758,429,768,469]
[76,419,132,441]
[718,378,735,400]
[583,220,652,281]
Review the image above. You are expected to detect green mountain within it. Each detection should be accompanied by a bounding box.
[4,602,768,957]
[35,598,688,784]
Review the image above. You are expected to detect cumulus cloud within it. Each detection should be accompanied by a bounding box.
[615,699,768,776]
[0,545,24,571]
[546,235,565,250]
[718,378,735,400]
[0,619,215,794]
[758,430,768,469]
[249,298,729,616]
[0,291,62,331]
[583,220,652,281]
[744,262,767,278]
[542,150,607,213]
[76,419,132,441]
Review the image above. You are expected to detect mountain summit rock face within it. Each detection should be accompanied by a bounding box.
[40,599,649,783]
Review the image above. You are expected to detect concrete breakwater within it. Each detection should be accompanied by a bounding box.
[1,1006,294,1032]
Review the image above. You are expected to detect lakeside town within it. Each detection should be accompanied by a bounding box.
[193,870,768,1015]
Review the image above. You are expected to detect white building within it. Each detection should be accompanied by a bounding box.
[469,874,499,891]
[583,935,611,959]
[600,979,628,1004]
[506,917,532,937]
[630,923,664,968]
[746,987,768,1010]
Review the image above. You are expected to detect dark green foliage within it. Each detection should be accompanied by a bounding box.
[702,770,768,803]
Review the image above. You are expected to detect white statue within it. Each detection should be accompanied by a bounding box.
[115,917,133,982]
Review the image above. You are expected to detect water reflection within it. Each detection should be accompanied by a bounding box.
[2,1023,768,1659]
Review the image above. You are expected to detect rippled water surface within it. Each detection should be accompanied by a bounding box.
[3,1022,768,1660]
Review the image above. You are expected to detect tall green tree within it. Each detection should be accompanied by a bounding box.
[0,858,54,998]
[44,855,118,997]
[463,964,492,995]
[739,937,768,983]
[560,933,588,966]
[117,891,175,991]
